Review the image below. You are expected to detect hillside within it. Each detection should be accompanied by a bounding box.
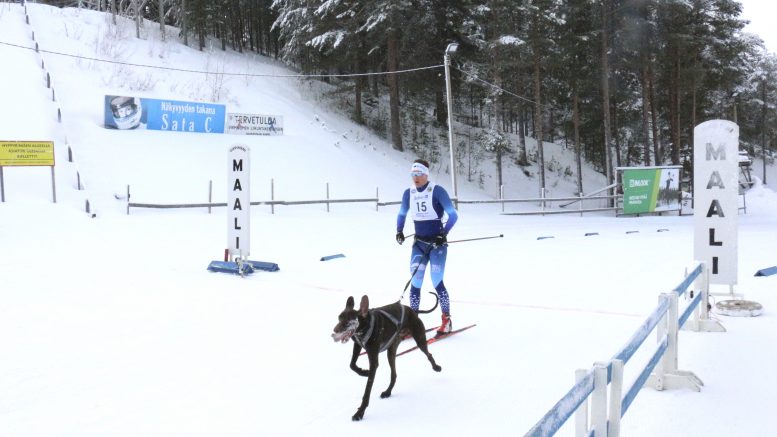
[2,2,614,216]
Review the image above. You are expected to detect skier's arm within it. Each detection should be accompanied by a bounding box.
[396,189,410,232]
[436,187,458,234]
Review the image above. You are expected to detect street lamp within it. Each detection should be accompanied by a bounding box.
[444,42,459,201]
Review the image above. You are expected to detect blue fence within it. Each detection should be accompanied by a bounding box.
[524,262,724,437]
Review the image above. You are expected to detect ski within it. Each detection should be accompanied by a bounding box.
[396,323,477,357]
[359,325,439,356]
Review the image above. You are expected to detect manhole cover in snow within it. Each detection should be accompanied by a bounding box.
[715,300,763,317]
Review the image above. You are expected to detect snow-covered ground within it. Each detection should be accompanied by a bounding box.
[1,3,776,436]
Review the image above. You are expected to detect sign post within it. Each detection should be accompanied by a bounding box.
[227,144,250,263]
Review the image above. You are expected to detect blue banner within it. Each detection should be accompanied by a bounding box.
[104,95,226,134]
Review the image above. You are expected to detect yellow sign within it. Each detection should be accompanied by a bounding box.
[0,141,55,166]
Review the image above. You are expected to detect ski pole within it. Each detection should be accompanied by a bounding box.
[447,234,504,244]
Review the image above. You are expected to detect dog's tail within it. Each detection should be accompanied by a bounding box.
[417,292,439,314]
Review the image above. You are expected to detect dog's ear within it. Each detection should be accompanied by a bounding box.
[359,295,369,317]
[345,296,355,311]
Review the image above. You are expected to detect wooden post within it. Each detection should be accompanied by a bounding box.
[376,187,379,212]
[0,166,5,202]
[271,178,275,214]
[326,182,330,213]
[579,192,584,217]
[500,184,504,213]
[208,180,213,214]
[126,185,130,215]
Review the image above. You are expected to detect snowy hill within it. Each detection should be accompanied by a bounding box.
[2,3,777,437]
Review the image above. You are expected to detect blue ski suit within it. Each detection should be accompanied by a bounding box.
[396,181,458,314]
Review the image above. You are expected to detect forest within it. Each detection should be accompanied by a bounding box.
[43,0,777,192]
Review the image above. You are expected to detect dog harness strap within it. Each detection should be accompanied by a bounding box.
[354,312,376,348]
[376,305,406,353]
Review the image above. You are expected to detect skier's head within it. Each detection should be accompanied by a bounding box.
[411,159,430,188]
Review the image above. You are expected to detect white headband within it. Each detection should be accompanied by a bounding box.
[410,162,429,175]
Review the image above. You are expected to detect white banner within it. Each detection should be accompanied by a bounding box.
[226,113,284,136]
[228,144,250,259]
[693,120,738,285]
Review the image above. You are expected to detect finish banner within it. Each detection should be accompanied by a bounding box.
[104,95,226,134]
[622,167,680,214]
[226,113,284,136]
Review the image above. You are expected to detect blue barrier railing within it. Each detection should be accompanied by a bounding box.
[612,296,671,365]
[672,263,703,297]
[524,263,712,437]
[524,370,596,437]
[622,336,669,416]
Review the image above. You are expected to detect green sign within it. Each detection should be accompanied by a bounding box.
[622,168,680,214]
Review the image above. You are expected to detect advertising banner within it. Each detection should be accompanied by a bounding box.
[104,95,226,134]
[621,167,680,214]
[226,113,284,136]
[0,141,55,166]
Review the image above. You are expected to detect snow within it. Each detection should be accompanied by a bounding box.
[2,3,777,436]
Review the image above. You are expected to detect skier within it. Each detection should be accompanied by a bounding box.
[396,159,458,335]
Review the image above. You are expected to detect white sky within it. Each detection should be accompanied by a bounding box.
[738,0,777,53]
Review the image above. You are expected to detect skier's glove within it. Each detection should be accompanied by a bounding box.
[396,231,405,245]
[433,234,447,247]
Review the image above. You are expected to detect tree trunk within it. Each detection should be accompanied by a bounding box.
[640,64,651,166]
[612,100,622,167]
[354,78,363,125]
[181,0,187,46]
[648,63,661,163]
[573,89,583,195]
[691,72,697,167]
[763,79,768,185]
[387,28,403,151]
[517,99,527,165]
[111,0,117,24]
[158,0,165,41]
[134,0,141,39]
[533,51,545,191]
[601,0,614,199]
[668,54,681,165]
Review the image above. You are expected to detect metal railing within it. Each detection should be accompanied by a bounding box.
[124,182,623,217]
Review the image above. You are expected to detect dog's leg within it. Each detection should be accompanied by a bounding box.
[353,350,379,421]
[380,343,399,399]
[412,320,442,372]
[349,342,369,377]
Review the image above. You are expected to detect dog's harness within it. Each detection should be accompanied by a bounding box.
[353,305,406,353]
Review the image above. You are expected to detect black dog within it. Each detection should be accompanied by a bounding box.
[332,294,442,421]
